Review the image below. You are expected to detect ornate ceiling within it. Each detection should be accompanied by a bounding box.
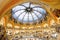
[0,0,60,40]
[0,0,60,16]
[0,0,60,30]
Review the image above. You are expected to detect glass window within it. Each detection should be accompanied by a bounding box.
[12,2,47,24]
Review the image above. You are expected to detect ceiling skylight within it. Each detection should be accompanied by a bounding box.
[12,2,47,24]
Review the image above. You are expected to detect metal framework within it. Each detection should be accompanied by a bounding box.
[12,2,47,24]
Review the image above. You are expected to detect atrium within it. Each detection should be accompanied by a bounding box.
[0,0,60,40]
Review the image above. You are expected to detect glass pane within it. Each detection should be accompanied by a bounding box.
[33,8,46,14]
[32,13,38,21]
[12,10,25,19]
[18,12,26,21]
[33,11,43,18]
[33,11,40,16]
[12,6,25,13]
[29,13,33,22]
[23,13,28,22]
[15,10,24,16]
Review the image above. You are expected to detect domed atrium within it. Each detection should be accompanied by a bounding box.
[0,0,60,40]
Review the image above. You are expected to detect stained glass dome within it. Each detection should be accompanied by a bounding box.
[12,2,47,24]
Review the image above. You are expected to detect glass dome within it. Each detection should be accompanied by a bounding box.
[12,2,47,24]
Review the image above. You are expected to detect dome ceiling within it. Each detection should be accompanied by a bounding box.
[0,0,60,40]
[12,2,47,24]
[0,0,59,26]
